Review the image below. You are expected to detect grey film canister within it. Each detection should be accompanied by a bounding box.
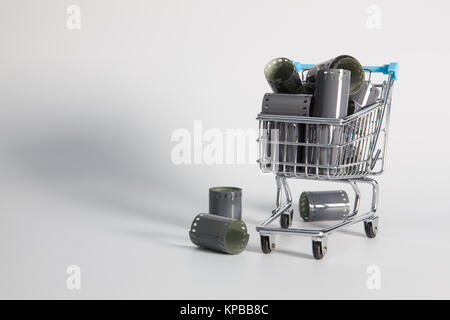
[261,93,312,116]
[313,69,351,118]
[189,213,249,254]
[306,55,365,95]
[310,69,350,175]
[209,187,242,219]
[349,81,380,114]
[299,190,351,222]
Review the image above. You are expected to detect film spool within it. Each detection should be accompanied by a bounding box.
[309,69,350,175]
[189,213,249,254]
[209,187,242,220]
[306,55,365,95]
[264,57,302,94]
[300,190,351,222]
[313,69,351,118]
[350,81,380,114]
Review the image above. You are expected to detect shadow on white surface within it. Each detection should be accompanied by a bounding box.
[2,116,198,231]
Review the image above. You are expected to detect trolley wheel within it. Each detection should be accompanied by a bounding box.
[364,220,378,238]
[260,235,272,254]
[280,209,293,228]
[312,240,326,260]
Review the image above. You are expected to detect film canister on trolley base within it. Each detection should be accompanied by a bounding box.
[299,190,351,222]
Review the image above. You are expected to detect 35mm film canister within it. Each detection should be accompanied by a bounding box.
[313,69,350,118]
[189,213,249,254]
[349,81,380,114]
[299,190,350,222]
[261,93,312,116]
[264,57,303,94]
[310,69,350,175]
[306,55,365,95]
[209,187,242,220]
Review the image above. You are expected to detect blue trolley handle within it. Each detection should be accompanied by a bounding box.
[292,61,399,80]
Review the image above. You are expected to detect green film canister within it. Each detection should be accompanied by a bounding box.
[264,57,302,94]
[189,213,249,255]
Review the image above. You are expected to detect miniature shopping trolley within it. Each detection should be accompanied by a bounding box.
[256,61,398,259]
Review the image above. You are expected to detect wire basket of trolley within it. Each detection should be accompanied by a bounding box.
[256,55,399,259]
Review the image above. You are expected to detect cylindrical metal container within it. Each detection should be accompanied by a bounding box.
[209,187,242,219]
[299,190,350,222]
[261,93,312,172]
[264,57,302,94]
[349,81,380,114]
[309,69,350,175]
[189,213,249,254]
[313,69,351,118]
[261,93,312,116]
[306,55,365,95]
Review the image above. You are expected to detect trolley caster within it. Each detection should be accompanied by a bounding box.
[260,234,275,254]
[280,209,294,229]
[312,237,327,260]
[364,217,378,238]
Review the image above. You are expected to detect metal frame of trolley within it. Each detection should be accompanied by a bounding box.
[255,61,398,259]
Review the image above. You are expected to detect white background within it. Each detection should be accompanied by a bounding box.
[1,0,449,299]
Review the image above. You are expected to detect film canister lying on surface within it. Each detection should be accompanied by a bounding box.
[209,187,242,220]
[189,213,249,255]
[299,190,351,222]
